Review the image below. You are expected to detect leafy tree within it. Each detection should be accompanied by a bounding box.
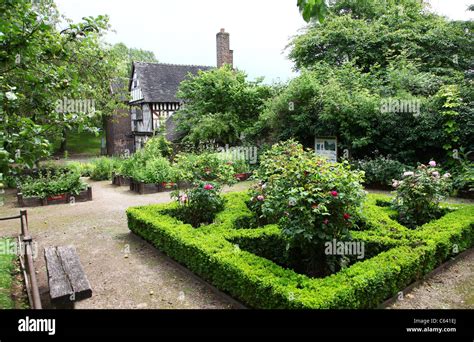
[263,0,473,163]
[110,42,158,77]
[297,0,329,23]
[174,65,272,145]
[0,0,119,174]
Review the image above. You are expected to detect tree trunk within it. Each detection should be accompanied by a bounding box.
[59,129,67,154]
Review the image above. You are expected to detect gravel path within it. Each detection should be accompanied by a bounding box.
[388,248,474,309]
[0,180,248,309]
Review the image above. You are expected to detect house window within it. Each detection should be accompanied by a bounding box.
[134,107,143,121]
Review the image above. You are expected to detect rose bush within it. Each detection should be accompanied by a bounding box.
[249,140,366,276]
[391,161,451,228]
[170,181,225,227]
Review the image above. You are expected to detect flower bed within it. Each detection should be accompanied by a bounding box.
[17,186,92,207]
[16,170,92,207]
[127,192,474,309]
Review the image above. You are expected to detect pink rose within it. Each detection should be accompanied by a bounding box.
[323,219,329,225]
[257,195,265,201]
[330,191,338,197]
[204,184,214,190]
[429,160,436,167]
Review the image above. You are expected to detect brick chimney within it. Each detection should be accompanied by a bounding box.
[216,28,233,68]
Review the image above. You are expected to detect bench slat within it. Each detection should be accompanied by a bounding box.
[44,247,74,302]
[57,245,92,301]
[44,245,92,304]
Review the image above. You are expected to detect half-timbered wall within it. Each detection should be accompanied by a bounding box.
[130,70,144,102]
[131,104,152,133]
[151,102,180,131]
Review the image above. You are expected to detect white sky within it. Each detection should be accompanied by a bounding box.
[55,0,473,83]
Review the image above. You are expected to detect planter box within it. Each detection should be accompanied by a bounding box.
[234,172,252,181]
[112,174,131,186]
[17,187,93,207]
[131,180,178,195]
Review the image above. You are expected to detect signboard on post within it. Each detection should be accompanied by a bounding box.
[315,136,337,163]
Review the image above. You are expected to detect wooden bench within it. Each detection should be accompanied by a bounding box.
[44,245,92,306]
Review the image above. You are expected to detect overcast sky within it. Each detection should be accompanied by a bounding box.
[55,0,473,83]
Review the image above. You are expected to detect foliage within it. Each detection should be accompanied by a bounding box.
[142,136,173,159]
[89,157,122,181]
[297,0,329,23]
[18,170,88,198]
[391,162,452,228]
[127,192,474,308]
[66,161,94,177]
[262,0,474,164]
[0,0,120,173]
[110,42,158,77]
[136,157,175,184]
[250,140,366,275]
[174,65,272,145]
[169,182,225,227]
[448,148,474,198]
[0,238,16,309]
[352,155,411,188]
[173,152,237,185]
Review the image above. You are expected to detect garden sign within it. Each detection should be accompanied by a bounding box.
[315,137,337,163]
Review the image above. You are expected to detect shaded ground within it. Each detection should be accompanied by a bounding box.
[0,180,248,309]
[388,248,474,309]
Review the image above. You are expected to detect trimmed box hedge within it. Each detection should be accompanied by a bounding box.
[126,192,474,309]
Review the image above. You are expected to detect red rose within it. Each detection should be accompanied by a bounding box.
[323,219,329,225]
[331,191,338,197]
[204,184,214,190]
[343,213,351,220]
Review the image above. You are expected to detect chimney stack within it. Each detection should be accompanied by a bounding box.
[216,28,233,68]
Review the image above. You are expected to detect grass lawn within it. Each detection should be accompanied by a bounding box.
[52,131,103,157]
[0,238,16,309]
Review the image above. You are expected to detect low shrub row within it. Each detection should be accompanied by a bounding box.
[127,192,474,308]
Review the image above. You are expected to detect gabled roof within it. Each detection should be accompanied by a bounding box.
[130,62,214,103]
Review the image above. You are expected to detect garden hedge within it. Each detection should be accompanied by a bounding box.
[126,192,474,309]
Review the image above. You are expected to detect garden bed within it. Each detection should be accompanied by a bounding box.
[112,174,131,187]
[127,192,474,309]
[17,186,93,207]
[129,179,178,195]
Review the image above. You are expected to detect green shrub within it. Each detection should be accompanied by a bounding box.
[66,161,94,177]
[143,136,173,159]
[19,170,88,198]
[392,161,451,228]
[133,156,175,184]
[448,149,474,198]
[174,152,236,185]
[169,181,225,227]
[251,140,366,276]
[352,156,411,188]
[127,192,474,308]
[89,157,123,181]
